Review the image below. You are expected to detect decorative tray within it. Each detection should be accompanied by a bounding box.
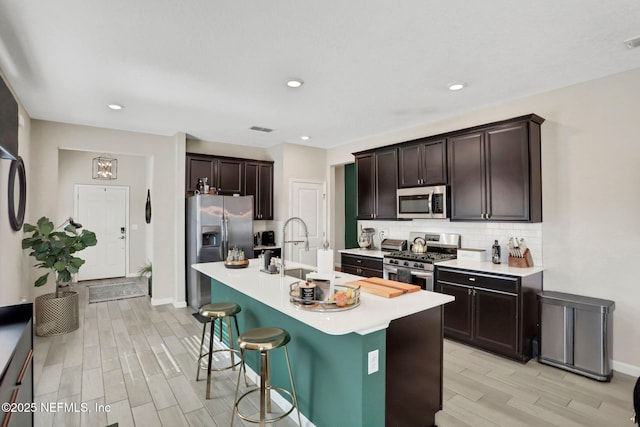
[223,259,250,269]
[289,282,361,312]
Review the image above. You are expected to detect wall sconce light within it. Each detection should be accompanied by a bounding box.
[92,155,117,180]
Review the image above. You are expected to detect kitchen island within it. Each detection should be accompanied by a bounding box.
[193,260,454,427]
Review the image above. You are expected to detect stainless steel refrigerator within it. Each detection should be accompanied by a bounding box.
[186,194,254,308]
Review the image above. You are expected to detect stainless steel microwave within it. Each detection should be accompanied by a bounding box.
[397,186,447,219]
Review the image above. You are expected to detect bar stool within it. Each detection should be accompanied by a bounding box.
[231,327,301,426]
[196,302,246,399]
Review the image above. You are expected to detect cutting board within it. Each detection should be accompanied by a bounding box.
[345,280,403,298]
[363,277,421,293]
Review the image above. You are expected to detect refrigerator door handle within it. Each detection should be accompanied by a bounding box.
[221,213,228,260]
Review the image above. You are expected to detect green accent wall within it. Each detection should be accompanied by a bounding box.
[212,278,386,427]
[344,162,358,249]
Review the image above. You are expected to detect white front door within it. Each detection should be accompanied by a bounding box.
[289,180,326,266]
[75,185,128,280]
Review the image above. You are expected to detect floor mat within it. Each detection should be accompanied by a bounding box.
[88,280,146,303]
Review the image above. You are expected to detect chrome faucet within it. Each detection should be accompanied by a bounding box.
[280,217,310,276]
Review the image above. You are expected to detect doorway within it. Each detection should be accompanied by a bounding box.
[74,185,128,280]
[289,179,326,266]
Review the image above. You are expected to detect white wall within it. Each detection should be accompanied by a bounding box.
[57,149,148,276]
[267,143,328,245]
[29,121,186,306]
[328,67,640,374]
[0,70,31,306]
[186,138,271,161]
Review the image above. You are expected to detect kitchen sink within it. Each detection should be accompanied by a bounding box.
[284,267,316,280]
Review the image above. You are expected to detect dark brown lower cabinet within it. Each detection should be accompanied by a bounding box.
[1,303,34,427]
[435,266,542,361]
[340,253,383,278]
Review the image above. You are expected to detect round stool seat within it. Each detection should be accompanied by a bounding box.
[238,327,290,351]
[199,302,241,318]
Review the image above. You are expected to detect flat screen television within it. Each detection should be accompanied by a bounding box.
[0,75,19,160]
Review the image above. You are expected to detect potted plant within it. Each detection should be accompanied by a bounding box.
[22,216,97,336]
[138,262,152,297]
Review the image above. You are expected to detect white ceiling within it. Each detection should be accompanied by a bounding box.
[1,0,640,149]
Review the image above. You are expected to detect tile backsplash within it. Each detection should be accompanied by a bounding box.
[358,219,542,266]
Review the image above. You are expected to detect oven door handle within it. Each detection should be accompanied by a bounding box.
[383,265,398,274]
[411,270,432,278]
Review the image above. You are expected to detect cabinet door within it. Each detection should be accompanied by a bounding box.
[485,123,530,221]
[244,162,260,218]
[217,159,243,195]
[257,163,273,220]
[356,153,375,219]
[398,143,422,188]
[244,162,273,220]
[439,282,473,342]
[186,154,216,193]
[374,148,398,219]
[448,132,486,220]
[473,287,519,357]
[422,139,447,185]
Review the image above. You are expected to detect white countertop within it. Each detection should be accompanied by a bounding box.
[338,248,386,259]
[435,259,544,277]
[253,245,281,251]
[192,260,453,336]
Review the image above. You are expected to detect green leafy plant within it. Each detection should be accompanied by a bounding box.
[22,216,97,297]
[138,262,152,278]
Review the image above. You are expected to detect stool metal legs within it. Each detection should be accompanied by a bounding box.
[232,344,301,426]
[196,315,246,399]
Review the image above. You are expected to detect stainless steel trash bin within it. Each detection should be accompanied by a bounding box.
[538,291,614,381]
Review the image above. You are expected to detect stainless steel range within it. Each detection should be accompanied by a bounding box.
[383,232,460,291]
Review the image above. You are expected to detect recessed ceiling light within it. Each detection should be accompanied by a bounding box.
[108,104,123,110]
[300,136,310,141]
[287,79,304,88]
[448,82,466,91]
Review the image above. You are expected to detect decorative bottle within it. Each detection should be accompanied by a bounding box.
[492,240,501,264]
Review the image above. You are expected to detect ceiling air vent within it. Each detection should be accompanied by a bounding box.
[250,126,274,133]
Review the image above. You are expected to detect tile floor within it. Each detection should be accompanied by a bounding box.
[32,279,637,427]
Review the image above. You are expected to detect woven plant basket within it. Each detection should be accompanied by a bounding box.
[35,291,79,336]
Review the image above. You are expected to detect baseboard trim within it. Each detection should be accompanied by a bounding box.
[172,300,187,308]
[150,297,173,306]
[613,360,640,377]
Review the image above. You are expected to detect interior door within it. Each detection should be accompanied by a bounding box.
[289,180,326,266]
[75,185,128,280]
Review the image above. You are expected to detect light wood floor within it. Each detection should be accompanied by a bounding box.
[33,279,636,427]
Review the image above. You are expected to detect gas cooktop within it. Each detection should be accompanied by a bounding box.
[384,251,457,263]
[382,232,461,270]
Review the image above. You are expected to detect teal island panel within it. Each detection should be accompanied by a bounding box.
[212,278,386,427]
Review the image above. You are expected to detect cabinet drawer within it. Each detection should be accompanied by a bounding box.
[342,265,382,278]
[437,268,518,294]
[341,254,382,271]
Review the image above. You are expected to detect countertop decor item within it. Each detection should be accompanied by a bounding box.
[224,259,250,269]
[22,216,97,336]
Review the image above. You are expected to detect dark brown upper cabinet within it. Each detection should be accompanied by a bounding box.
[186,154,274,219]
[448,115,543,222]
[245,161,274,220]
[186,153,217,193]
[355,147,398,220]
[398,138,447,187]
[217,158,244,195]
